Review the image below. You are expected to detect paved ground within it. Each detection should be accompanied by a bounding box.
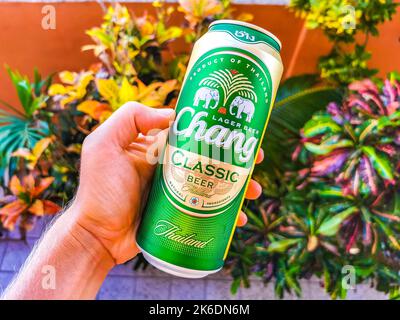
[0,217,388,300]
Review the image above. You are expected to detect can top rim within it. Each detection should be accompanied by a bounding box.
[209,20,282,50]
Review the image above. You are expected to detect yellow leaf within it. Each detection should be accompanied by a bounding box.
[157,80,177,98]
[137,80,163,100]
[389,235,400,250]
[9,176,23,196]
[132,37,142,49]
[19,137,53,170]
[28,199,44,216]
[139,80,177,107]
[140,20,155,36]
[32,137,53,161]
[75,72,94,99]
[179,0,223,26]
[55,165,69,173]
[61,95,81,108]
[77,100,112,121]
[236,12,254,22]
[119,77,137,104]
[96,78,120,108]
[128,50,140,60]
[12,138,52,170]
[77,100,102,118]
[48,84,67,96]
[166,6,175,16]
[59,71,78,85]
[307,235,319,252]
[86,28,113,47]
[158,27,183,44]
[81,44,97,52]
[152,0,162,8]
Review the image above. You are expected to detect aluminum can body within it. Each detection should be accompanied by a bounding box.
[136,20,283,278]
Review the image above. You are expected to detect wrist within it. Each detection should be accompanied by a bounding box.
[61,207,116,272]
[2,206,116,300]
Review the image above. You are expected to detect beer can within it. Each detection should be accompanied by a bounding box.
[136,20,283,278]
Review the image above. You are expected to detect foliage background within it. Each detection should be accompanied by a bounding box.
[0,0,399,299]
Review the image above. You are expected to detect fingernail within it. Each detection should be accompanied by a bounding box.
[157,108,175,119]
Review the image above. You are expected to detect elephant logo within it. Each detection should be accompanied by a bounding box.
[229,96,255,123]
[194,69,258,122]
[193,87,220,109]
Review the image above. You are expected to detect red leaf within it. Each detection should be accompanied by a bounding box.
[42,200,61,215]
[384,79,397,104]
[359,156,378,195]
[33,177,55,197]
[372,210,400,222]
[349,79,378,94]
[0,200,28,230]
[311,149,349,176]
[22,175,36,194]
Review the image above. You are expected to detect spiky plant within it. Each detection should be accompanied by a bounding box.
[228,74,400,299]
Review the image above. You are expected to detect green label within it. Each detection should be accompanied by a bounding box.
[137,47,273,271]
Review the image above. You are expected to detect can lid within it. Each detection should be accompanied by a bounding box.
[209,20,282,52]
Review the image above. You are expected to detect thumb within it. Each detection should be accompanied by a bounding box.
[93,102,175,148]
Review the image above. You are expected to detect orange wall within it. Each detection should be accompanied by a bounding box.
[0,2,399,108]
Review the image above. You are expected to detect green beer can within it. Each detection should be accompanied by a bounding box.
[136,20,283,278]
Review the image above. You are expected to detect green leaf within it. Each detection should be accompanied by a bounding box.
[275,74,319,102]
[358,119,377,142]
[86,28,113,47]
[32,68,53,97]
[394,191,400,213]
[316,186,346,199]
[0,110,48,176]
[245,208,265,229]
[230,278,241,295]
[323,264,331,292]
[304,139,353,155]
[259,82,342,178]
[318,206,358,236]
[362,146,394,181]
[284,270,302,296]
[272,89,342,136]
[6,66,34,115]
[303,116,342,138]
[373,217,400,250]
[267,238,302,253]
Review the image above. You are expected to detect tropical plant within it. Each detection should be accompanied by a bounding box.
[227,74,344,297]
[227,74,400,299]
[289,0,398,85]
[0,68,52,183]
[0,174,60,236]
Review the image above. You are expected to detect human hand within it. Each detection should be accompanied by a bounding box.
[67,102,263,265]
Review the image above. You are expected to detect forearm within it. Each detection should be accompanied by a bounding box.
[1,208,115,300]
